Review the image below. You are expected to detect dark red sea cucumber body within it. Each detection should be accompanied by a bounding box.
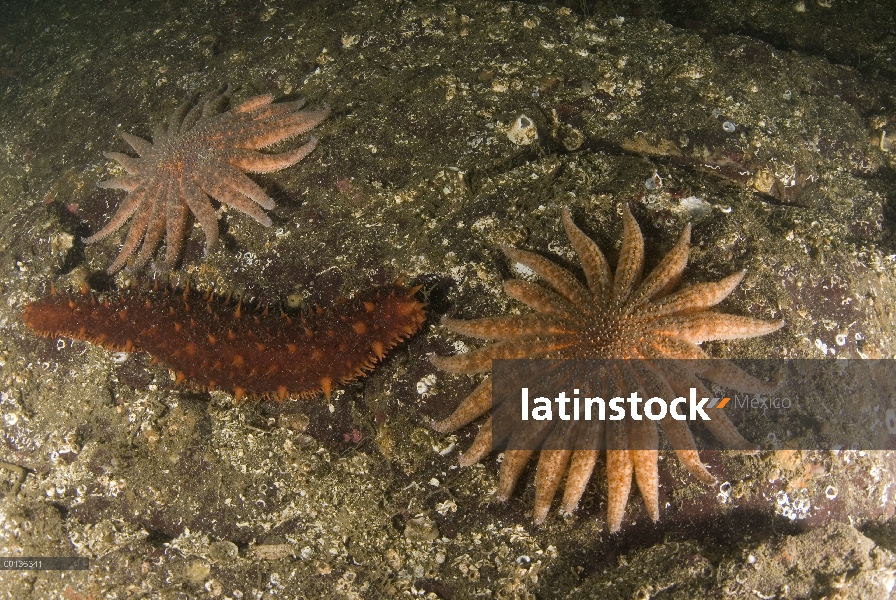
[23,283,426,400]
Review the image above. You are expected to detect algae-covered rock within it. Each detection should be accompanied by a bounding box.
[0,0,894,597]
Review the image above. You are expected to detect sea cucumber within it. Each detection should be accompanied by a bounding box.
[23,282,426,401]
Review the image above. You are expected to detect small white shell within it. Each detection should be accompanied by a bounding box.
[507,115,538,146]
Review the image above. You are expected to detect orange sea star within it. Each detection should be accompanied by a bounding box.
[431,206,783,529]
[86,86,329,273]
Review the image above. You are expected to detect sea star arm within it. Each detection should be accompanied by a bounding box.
[164,192,190,266]
[203,87,232,117]
[242,97,310,120]
[84,187,146,244]
[178,87,231,133]
[612,205,645,302]
[151,123,168,147]
[646,335,711,360]
[179,176,220,252]
[621,360,664,522]
[561,447,601,515]
[626,223,691,310]
[440,314,571,340]
[562,207,612,296]
[534,447,573,524]
[102,152,142,175]
[429,336,573,374]
[167,96,195,134]
[700,358,780,395]
[132,176,170,269]
[605,451,634,532]
[498,449,535,502]
[223,137,319,173]
[497,414,558,503]
[235,108,330,149]
[659,416,717,483]
[235,93,274,113]
[502,246,593,310]
[431,376,491,433]
[106,188,156,273]
[661,360,760,450]
[120,131,153,157]
[654,313,784,343]
[458,417,493,467]
[639,271,746,318]
[502,279,580,318]
[200,160,276,210]
[629,419,660,522]
[703,409,759,452]
[197,171,274,227]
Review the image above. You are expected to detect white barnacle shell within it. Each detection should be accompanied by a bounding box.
[506,114,538,146]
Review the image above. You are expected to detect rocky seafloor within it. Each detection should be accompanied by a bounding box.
[0,0,894,597]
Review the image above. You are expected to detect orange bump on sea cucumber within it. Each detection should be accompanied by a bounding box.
[23,282,426,401]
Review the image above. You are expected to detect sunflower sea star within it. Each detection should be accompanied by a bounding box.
[85,86,329,273]
[431,206,783,530]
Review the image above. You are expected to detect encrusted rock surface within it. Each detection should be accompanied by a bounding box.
[1,0,894,597]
